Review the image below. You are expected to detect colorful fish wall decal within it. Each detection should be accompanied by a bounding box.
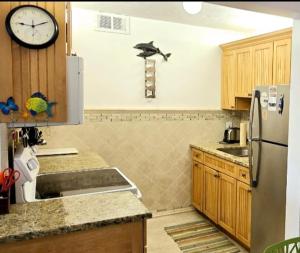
[26,92,56,117]
[0,97,19,115]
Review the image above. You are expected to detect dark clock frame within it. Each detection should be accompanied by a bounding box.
[5,5,59,49]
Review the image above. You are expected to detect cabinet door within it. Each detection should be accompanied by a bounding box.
[203,166,219,223]
[236,47,253,97]
[273,38,291,85]
[192,161,204,212]
[252,42,273,88]
[236,181,252,247]
[221,51,236,110]
[218,173,237,235]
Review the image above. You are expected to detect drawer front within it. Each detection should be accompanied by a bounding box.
[237,166,250,184]
[204,153,237,178]
[192,149,204,163]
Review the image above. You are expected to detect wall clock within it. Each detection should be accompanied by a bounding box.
[5,5,59,49]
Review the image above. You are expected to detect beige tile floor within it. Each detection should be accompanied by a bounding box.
[147,208,249,253]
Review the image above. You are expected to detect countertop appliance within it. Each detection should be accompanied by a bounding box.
[14,146,40,203]
[249,85,289,253]
[222,127,240,143]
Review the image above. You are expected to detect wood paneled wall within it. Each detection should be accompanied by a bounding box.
[0,2,69,123]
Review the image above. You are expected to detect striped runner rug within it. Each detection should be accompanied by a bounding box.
[165,220,241,253]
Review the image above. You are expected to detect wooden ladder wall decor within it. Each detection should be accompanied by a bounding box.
[145,59,156,98]
[0,2,70,123]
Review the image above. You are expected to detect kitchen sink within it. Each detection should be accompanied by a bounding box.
[36,167,141,200]
[216,147,249,157]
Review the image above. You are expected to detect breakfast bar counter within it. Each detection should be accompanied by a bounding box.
[38,152,109,174]
[0,191,151,243]
[0,152,151,252]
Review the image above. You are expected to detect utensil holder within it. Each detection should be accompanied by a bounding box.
[0,191,10,215]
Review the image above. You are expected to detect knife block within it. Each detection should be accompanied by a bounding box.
[0,191,10,215]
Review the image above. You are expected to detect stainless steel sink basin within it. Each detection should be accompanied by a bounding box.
[217,147,249,157]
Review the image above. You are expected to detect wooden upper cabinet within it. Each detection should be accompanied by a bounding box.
[203,166,219,223]
[252,42,273,87]
[221,51,236,110]
[220,28,292,110]
[236,181,252,247]
[273,38,292,85]
[0,2,71,123]
[235,47,253,98]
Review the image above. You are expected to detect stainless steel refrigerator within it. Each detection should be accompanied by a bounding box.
[249,85,289,253]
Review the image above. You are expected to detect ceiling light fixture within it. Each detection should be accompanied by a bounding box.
[182,2,202,15]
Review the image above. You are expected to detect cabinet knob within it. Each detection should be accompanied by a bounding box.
[248,189,252,193]
[214,174,220,178]
[242,173,247,178]
[248,93,252,97]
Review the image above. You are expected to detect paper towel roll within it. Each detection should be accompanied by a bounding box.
[240,122,247,147]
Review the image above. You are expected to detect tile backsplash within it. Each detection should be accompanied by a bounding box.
[84,110,242,123]
[44,110,245,211]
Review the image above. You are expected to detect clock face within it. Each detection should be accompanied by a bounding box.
[5,5,59,49]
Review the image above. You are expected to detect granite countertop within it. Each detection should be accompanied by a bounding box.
[0,191,151,243]
[190,142,249,168]
[0,152,151,243]
[38,152,109,174]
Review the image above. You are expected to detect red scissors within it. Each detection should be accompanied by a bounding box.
[1,168,20,193]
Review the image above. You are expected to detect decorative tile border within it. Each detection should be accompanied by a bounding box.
[84,110,242,122]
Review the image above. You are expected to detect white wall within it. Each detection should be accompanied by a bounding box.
[72,8,248,110]
[285,19,300,238]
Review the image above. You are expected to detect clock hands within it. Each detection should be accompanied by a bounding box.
[16,21,48,28]
[35,21,48,27]
[17,22,33,27]
[32,20,35,39]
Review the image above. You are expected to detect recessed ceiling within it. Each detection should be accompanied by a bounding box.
[72,1,293,35]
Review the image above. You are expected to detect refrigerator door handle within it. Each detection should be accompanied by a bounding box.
[249,90,262,188]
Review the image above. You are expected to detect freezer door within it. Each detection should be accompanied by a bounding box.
[250,141,287,253]
[251,85,289,145]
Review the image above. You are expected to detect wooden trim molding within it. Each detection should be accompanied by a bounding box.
[220,27,292,50]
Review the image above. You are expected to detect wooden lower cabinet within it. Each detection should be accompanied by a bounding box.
[218,173,237,236]
[192,161,204,211]
[236,181,252,247]
[192,149,251,248]
[0,221,146,253]
[203,166,219,223]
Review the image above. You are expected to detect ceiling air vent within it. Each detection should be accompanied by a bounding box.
[96,13,130,34]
